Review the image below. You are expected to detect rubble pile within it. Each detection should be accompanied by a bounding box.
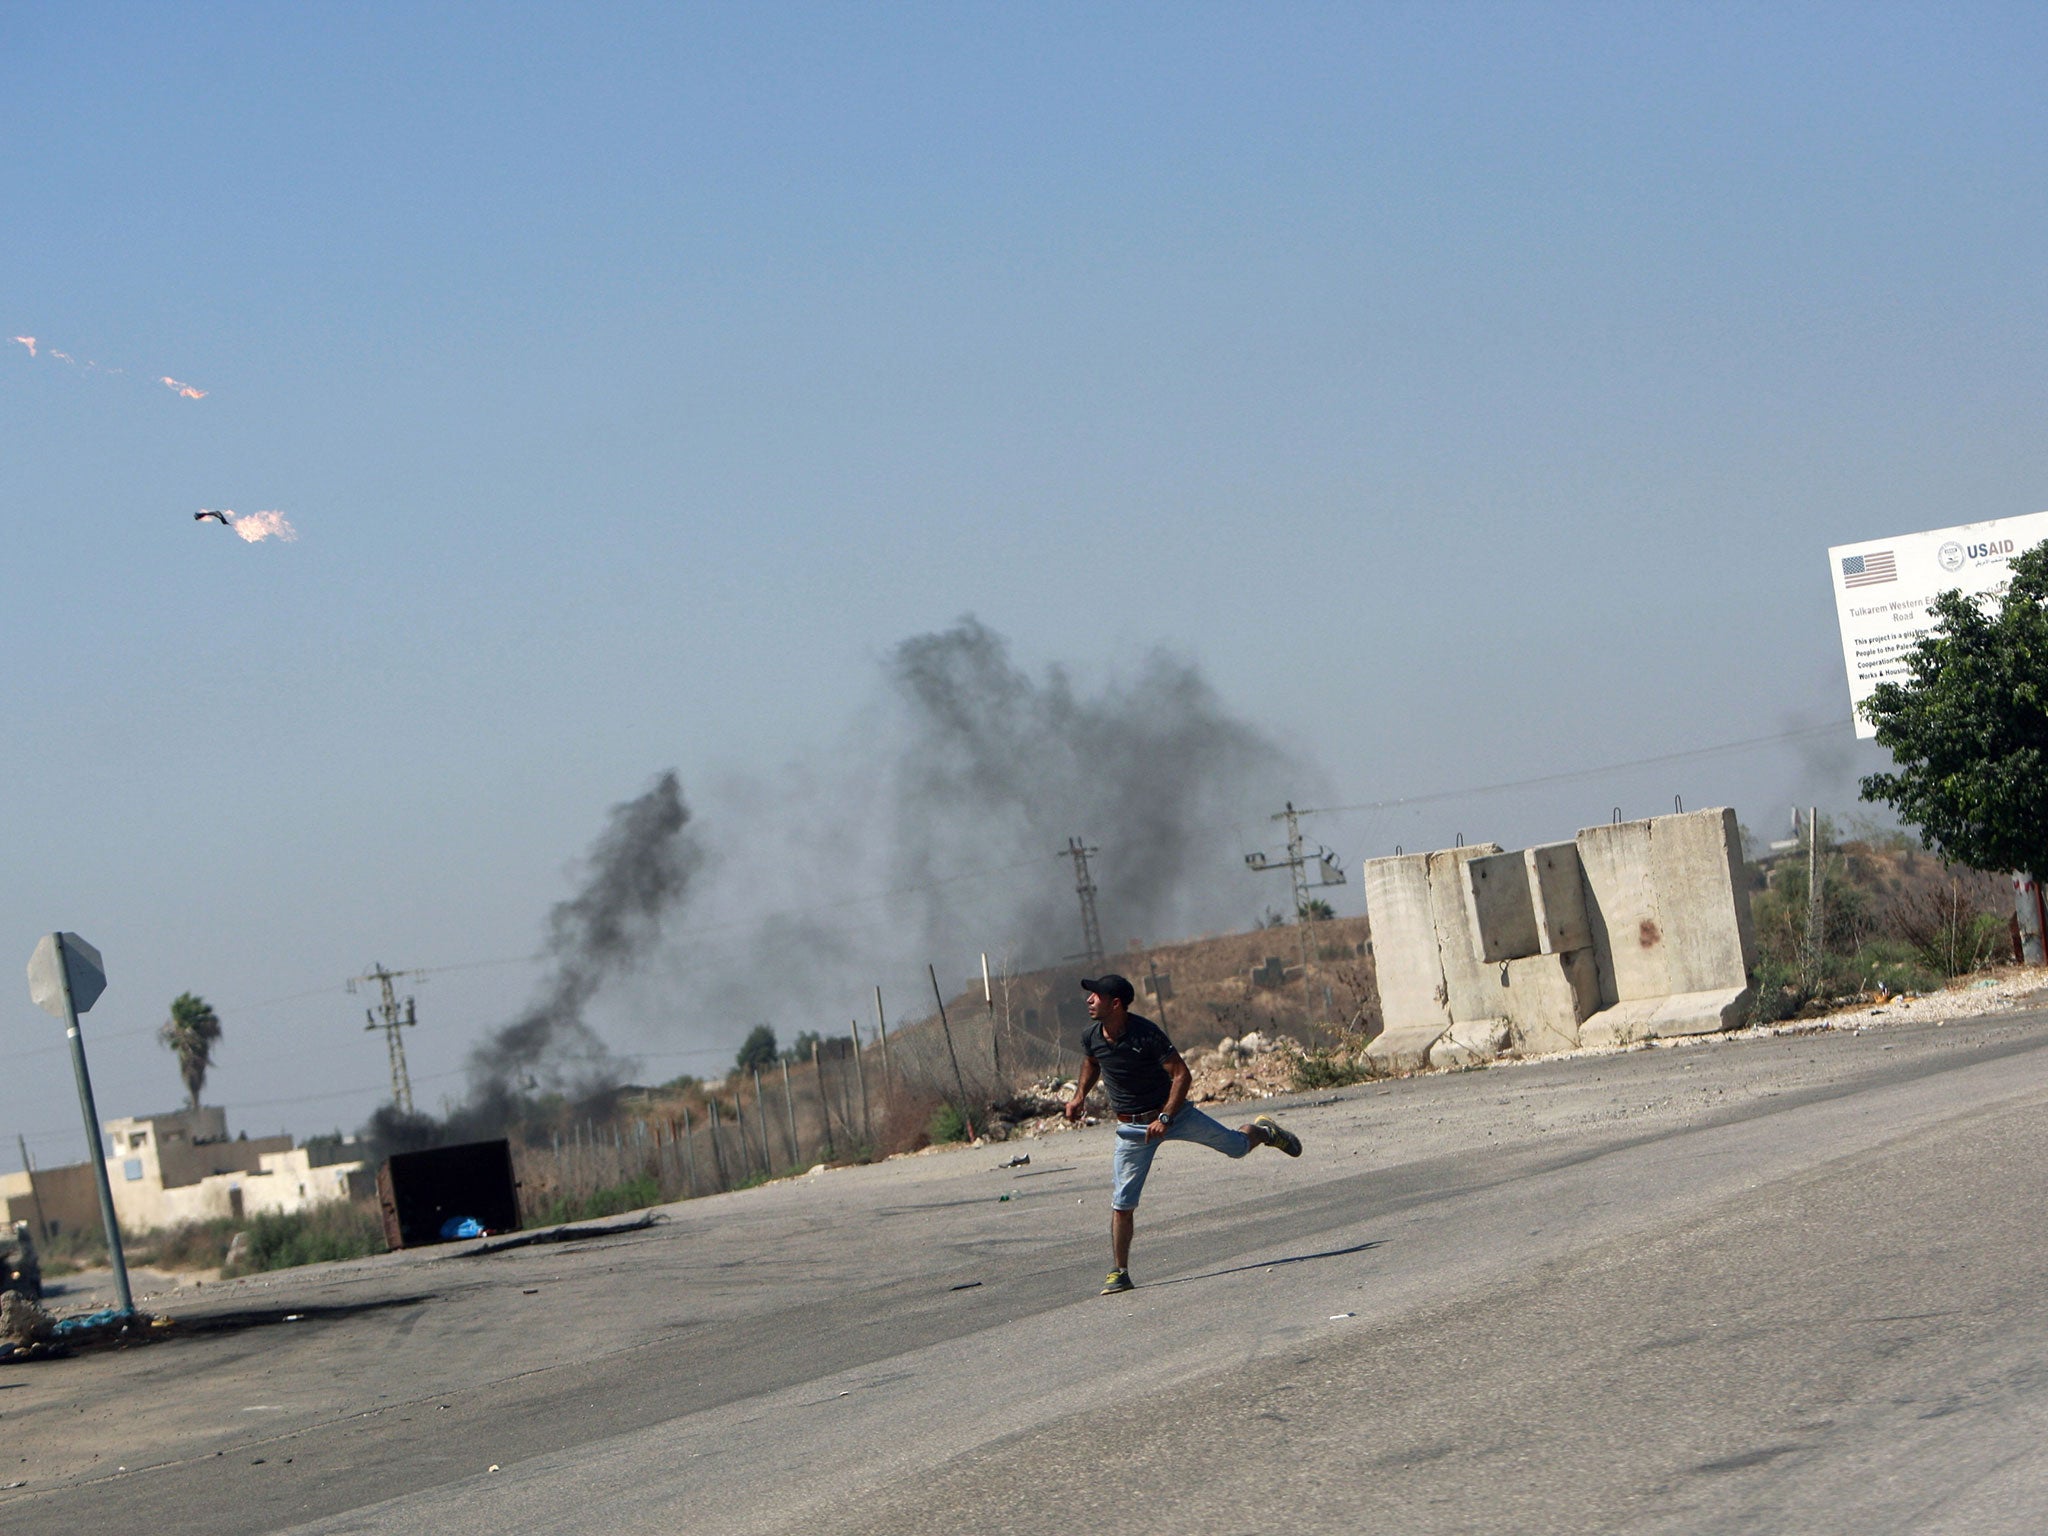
[1184,1032,1303,1104]
[0,1290,53,1347]
[0,1292,163,1364]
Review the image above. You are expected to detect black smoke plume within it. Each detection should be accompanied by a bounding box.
[367,771,701,1155]
[665,617,1311,1049]
[883,617,1302,962]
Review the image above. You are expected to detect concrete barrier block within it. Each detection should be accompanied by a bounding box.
[1576,818,1668,1006]
[1525,842,1591,955]
[1650,807,1756,992]
[1427,1018,1514,1070]
[1363,853,1453,1072]
[1578,986,1753,1048]
[1463,850,1541,962]
[1502,949,1600,1055]
[1428,845,1508,1026]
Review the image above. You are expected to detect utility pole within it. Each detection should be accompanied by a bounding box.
[1064,837,1105,966]
[16,1133,47,1242]
[1245,803,1348,1029]
[346,963,426,1115]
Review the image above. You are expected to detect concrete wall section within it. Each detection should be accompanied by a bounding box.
[1650,807,1757,992]
[1428,845,1508,1027]
[1526,842,1592,955]
[1363,854,1454,1071]
[1502,950,1601,1056]
[1576,818,1668,1007]
[1578,988,1752,1048]
[1463,850,1540,962]
[1575,807,1754,1045]
[1368,808,1757,1068]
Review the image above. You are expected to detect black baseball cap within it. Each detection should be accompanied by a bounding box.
[1081,973,1134,1004]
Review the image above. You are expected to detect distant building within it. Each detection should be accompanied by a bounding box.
[0,1107,366,1238]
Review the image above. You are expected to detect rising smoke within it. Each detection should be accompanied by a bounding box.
[370,621,1307,1151]
[883,617,1303,961]
[367,770,703,1153]
[658,617,1312,1040]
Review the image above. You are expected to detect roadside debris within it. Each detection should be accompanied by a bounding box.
[1,1290,53,1346]
[1,1295,163,1364]
[451,1212,662,1259]
[996,1153,1031,1169]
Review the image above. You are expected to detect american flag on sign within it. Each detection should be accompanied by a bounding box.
[1842,550,1897,588]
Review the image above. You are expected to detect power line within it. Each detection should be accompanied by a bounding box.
[1313,721,1844,817]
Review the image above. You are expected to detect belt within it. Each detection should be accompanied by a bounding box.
[1115,1110,1166,1123]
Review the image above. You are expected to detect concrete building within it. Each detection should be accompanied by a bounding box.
[1365,807,1758,1073]
[1,1107,366,1238]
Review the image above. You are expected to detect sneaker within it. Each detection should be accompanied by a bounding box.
[1100,1267,1134,1295]
[1254,1114,1303,1157]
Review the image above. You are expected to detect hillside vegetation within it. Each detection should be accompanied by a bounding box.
[1748,822,2015,1022]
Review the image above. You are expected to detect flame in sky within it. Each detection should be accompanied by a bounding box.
[10,333,177,389]
[229,510,297,543]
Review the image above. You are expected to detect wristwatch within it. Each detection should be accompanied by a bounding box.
[1156,1109,1174,1127]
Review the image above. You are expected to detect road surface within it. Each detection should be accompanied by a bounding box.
[7,1006,2048,1534]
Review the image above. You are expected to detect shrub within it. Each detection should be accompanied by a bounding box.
[1850,938,1944,997]
[926,1103,969,1144]
[1290,1050,1380,1090]
[1887,884,2009,978]
[224,1201,387,1276]
[524,1173,662,1228]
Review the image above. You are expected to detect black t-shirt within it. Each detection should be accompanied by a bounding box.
[1081,1013,1178,1116]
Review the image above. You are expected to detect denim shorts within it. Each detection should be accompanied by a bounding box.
[1109,1105,1251,1211]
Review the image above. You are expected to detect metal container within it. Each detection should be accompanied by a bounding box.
[375,1139,519,1249]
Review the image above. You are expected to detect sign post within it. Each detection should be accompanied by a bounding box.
[26,932,132,1315]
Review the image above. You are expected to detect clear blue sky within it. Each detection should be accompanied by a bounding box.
[5,3,2045,1169]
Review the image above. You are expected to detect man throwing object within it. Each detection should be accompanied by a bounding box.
[1065,973,1302,1295]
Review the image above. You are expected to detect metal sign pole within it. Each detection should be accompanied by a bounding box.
[53,935,133,1315]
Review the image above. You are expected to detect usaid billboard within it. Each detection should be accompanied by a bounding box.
[1830,510,2048,739]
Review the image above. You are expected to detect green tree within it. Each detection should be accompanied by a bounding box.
[159,992,223,1111]
[1860,539,2048,877]
[1298,897,1336,922]
[734,1024,779,1074]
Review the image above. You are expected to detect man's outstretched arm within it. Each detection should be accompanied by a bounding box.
[1066,1057,1100,1121]
[1148,1052,1192,1140]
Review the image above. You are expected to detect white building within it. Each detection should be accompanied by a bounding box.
[3,1107,366,1236]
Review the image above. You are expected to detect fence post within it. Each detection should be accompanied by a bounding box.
[874,985,893,1106]
[780,1057,801,1163]
[851,1020,871,1144]
[741,1097,765,1179]
[813,1040,836,1160]
[929,963,978,1141]
[681,1106,697,1197]
[753,1068,774,1171]
[707,1099,729,1190]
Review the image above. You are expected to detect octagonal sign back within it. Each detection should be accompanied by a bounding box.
[28,932,106,1019]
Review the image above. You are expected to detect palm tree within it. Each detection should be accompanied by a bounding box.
[159,993,222,1112]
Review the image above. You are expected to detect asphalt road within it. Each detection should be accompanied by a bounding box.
[8,1007,2048,1534]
